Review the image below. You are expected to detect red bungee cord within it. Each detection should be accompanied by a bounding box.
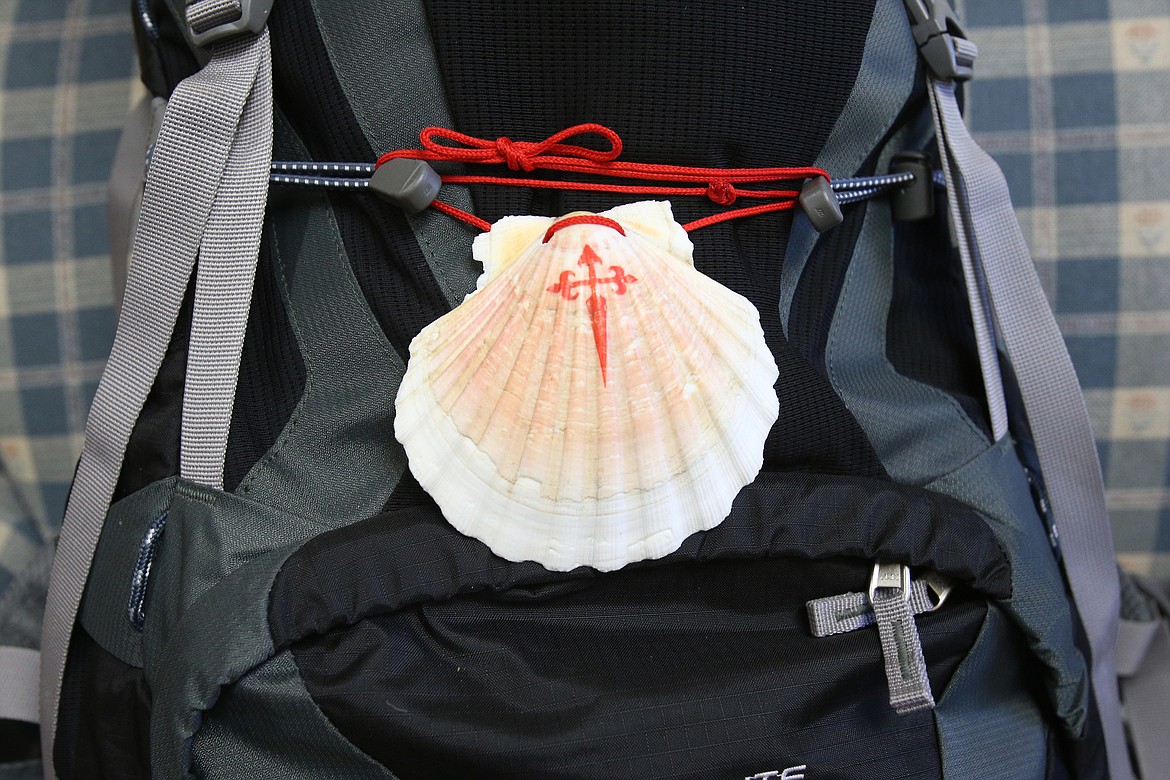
[375,124,828,233]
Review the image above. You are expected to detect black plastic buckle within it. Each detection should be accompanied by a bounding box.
[889,152,935,222]
[186,0,274,47]
[903,0,975,82]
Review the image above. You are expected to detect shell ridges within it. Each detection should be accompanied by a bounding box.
[395,201,779,571]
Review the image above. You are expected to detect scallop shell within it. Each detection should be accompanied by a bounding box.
[394,201,779,571]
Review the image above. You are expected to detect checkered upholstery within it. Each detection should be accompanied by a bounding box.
[0,0,1167,600]
[965,0,1170,577]
[0,0,139,594]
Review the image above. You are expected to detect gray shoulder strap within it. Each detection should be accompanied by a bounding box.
[911,3,1130,776]
[38,1,273,774]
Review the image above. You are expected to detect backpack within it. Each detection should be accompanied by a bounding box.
[10,0,1159,776]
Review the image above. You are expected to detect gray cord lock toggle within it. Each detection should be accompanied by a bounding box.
[798,176,844,233]
[890,151,935,222]
[369,158,443,214]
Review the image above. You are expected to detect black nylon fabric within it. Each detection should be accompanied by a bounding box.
[272,471,1010,780]
[294,560,986,780]
[54,626,151,780]
[223,238,306,492]
[271,472,1010,650]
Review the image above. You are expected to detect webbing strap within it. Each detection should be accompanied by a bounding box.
[38,26,272,776]
[927,77,1130,779]
[0,646,39,723]
[871,589,935,713]
[180,37,273,488]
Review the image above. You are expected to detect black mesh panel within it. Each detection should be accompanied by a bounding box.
[112,280,192,503]
[223,236,307,492]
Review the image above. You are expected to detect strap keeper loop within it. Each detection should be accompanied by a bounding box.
[186,0,274,47]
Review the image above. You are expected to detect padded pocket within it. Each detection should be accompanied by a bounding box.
[268,471,1012,780]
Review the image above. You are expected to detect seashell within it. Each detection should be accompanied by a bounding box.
[394,201,779,571]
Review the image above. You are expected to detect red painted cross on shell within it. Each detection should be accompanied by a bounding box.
[546,243,638,386]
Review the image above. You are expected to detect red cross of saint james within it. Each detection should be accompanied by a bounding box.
[546,244,638,386]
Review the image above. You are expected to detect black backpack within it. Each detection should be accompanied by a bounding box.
[25,0,1148,777]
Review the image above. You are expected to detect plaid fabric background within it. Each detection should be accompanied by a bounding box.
[964,0,1170,578]
[0,0,138,595]
[0,0,1167,599]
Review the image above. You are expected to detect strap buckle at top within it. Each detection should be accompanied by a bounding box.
[186,0,273,47]
[903,0,976,82]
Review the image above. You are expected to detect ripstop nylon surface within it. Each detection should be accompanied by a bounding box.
[38,19,273,776]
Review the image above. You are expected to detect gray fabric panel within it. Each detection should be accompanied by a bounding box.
[935,605,1048,780]
[0,762,41,780]
[193,650,396,779]
[824,188,989,485]
[1116,619,1158,677]
[234,188,407,520]
[105,95,153,315]
[0,543,54,650]
[76,478,177,669]
[0,646,39,723]
[141,481,327,658]
[779,0,917,329]
[309,0,479,307]
[928,437,1087,735]
[140,481,321,777]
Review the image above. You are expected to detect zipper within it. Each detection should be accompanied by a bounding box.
[806,562,952,714]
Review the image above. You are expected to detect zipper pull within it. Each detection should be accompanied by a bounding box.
[868,562,935,714]
[806,562,944,714]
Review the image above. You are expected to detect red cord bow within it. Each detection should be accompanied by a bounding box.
[405,123,623,173]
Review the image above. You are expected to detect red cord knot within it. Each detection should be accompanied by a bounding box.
[494,137,534,172]
[706,180,738,206]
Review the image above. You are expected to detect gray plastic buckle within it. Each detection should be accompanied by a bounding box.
[368,158,443,214]
[890,152,935,222]
[902,0,974,82]
[186,0,274,47]
[798,177,843,233]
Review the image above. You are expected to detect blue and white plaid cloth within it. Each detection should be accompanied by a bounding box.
[0,0,135,594]
[0,0,1167,600]
[966,0,1170,577]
